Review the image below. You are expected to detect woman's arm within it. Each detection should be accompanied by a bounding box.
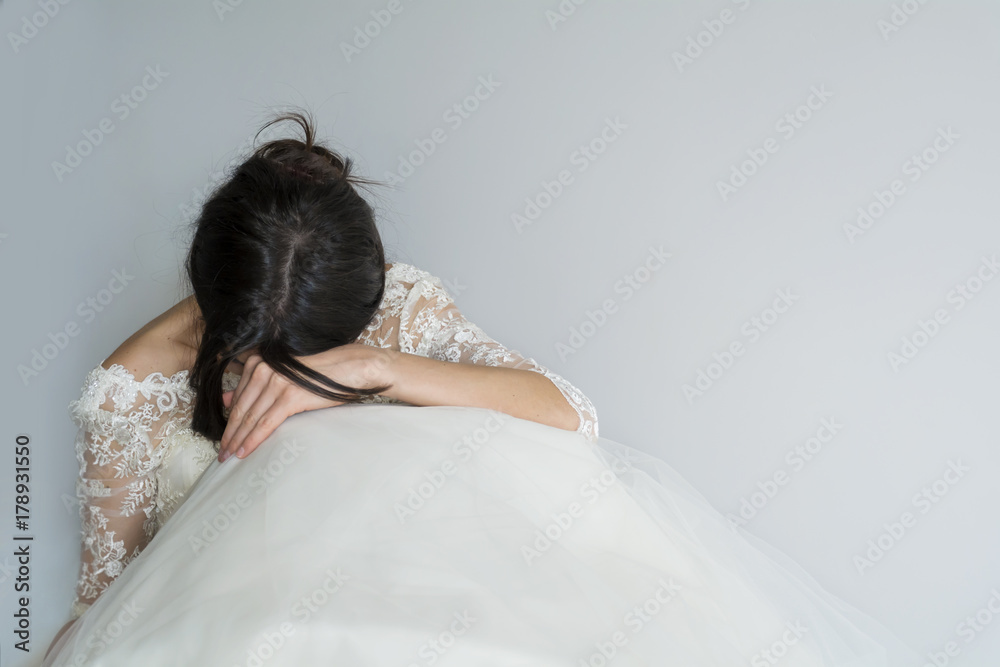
[378,348,579,432]
[218,268,600,460]
[394,271,599,442]
[64,355,179,623]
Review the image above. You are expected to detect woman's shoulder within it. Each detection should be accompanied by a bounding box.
[362,262,452,344]
[385,261,451,297]
[97,298,197,385]
[379,261,457,319]
[69,311,197,423]
[386,261,428,284]
[94,340,193,391]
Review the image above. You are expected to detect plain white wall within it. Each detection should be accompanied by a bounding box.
[3,1,999,664]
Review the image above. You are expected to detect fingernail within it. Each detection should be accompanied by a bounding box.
[220,450,230,462]
[236,447,245,458]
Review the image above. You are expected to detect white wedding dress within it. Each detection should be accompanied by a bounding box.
[38,263,921,666]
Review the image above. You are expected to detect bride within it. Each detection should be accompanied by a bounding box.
[40,110,921,666]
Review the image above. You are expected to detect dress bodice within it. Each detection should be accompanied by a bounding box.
[149,371,241,528]
[66,262,598,620]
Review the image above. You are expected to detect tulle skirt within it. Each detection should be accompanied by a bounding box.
[42,404,920,666]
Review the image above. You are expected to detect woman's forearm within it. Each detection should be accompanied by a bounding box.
[377,349,579,433]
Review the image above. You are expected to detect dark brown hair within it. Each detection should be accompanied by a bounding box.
[184,108,391,443]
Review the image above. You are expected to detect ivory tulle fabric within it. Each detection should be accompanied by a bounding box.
[40,404,920,666]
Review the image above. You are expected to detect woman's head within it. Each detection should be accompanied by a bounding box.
[184,109,390,443]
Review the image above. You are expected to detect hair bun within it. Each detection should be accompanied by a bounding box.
[250,110,350,183]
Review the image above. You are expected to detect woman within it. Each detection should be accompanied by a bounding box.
[40,110,920,665]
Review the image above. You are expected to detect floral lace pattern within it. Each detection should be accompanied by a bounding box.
[67,262,598,619]
[360,264,598,442]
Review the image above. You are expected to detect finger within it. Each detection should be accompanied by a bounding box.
[221,385,275,461]
[220,385,250,452]
[228,354,263,414]
[220,379,268,461]
[235,395,298,459]
[220,360,268,451]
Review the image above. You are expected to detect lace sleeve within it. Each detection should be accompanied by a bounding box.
[66,363,191,620]
[393,270,599,443]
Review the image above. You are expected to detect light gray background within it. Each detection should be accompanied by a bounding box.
[2,1,999,664]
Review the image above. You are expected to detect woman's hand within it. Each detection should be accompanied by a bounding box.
[217,343,395,462]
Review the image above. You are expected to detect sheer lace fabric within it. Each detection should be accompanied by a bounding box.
[66,262,598,619]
